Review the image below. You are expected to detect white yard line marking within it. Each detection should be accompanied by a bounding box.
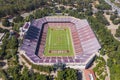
[66,30,70,50]
[49,31,51,45]
[48,29,51,51]
[67,31,69,45]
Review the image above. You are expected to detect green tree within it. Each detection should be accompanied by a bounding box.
[56,68,78,80]
[7,36,18,49]
[13,15,23,23]
[115,26,120,37]
[110,14,117,21]
[57,71,65,80]
[113,19,120,25]
[2,18,10,27]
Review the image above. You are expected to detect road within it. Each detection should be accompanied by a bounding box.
[105,0,120,14]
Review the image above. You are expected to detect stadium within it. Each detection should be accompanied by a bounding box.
[20,16,101,69]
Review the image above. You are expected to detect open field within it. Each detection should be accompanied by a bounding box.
[44,26,74,56]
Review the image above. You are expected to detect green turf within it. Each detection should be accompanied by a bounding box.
[44,26,74,57]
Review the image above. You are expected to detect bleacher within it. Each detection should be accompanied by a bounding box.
[20,16,101,66]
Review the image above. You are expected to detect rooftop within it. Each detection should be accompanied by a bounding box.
[84,69,96,80]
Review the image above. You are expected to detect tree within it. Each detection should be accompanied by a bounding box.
[114,10,118,15]
[95,12,109,25]
[115,26,120,37]
[25,14,34,22]
[35,74,48,80]
[7,36,18,49]
[95,0,111,10]
[13,22,24,32]
[107,58,113,67]
[56,68,78,80]
[54,63,66,71]
[57,71,65,80]
[2,18,10,27]
[13,15,23,23]
[113,19,120,25]
[0,69,8,80]
[110,14,117,21]
[85,9,93,16]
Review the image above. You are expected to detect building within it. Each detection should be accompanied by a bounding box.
[83,69,96,80]
[20,16,101,69]
[20,22,31,37]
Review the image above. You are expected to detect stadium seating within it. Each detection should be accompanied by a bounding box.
[21,16,101,65]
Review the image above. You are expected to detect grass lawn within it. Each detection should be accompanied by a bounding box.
[44,26,74,57]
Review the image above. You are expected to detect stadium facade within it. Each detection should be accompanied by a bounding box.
[20,16,101,69]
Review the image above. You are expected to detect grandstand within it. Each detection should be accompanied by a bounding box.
[20,16,101,69]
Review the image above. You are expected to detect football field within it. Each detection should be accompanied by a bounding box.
[44,26,74,56]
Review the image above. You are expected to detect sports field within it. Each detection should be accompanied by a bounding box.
[44,26,74,56]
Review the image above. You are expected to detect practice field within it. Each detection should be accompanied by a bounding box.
[44,26,74,56]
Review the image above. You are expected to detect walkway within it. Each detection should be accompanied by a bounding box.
[103,13,119,35]
[102,55,110,80]
[103,13,120,42]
